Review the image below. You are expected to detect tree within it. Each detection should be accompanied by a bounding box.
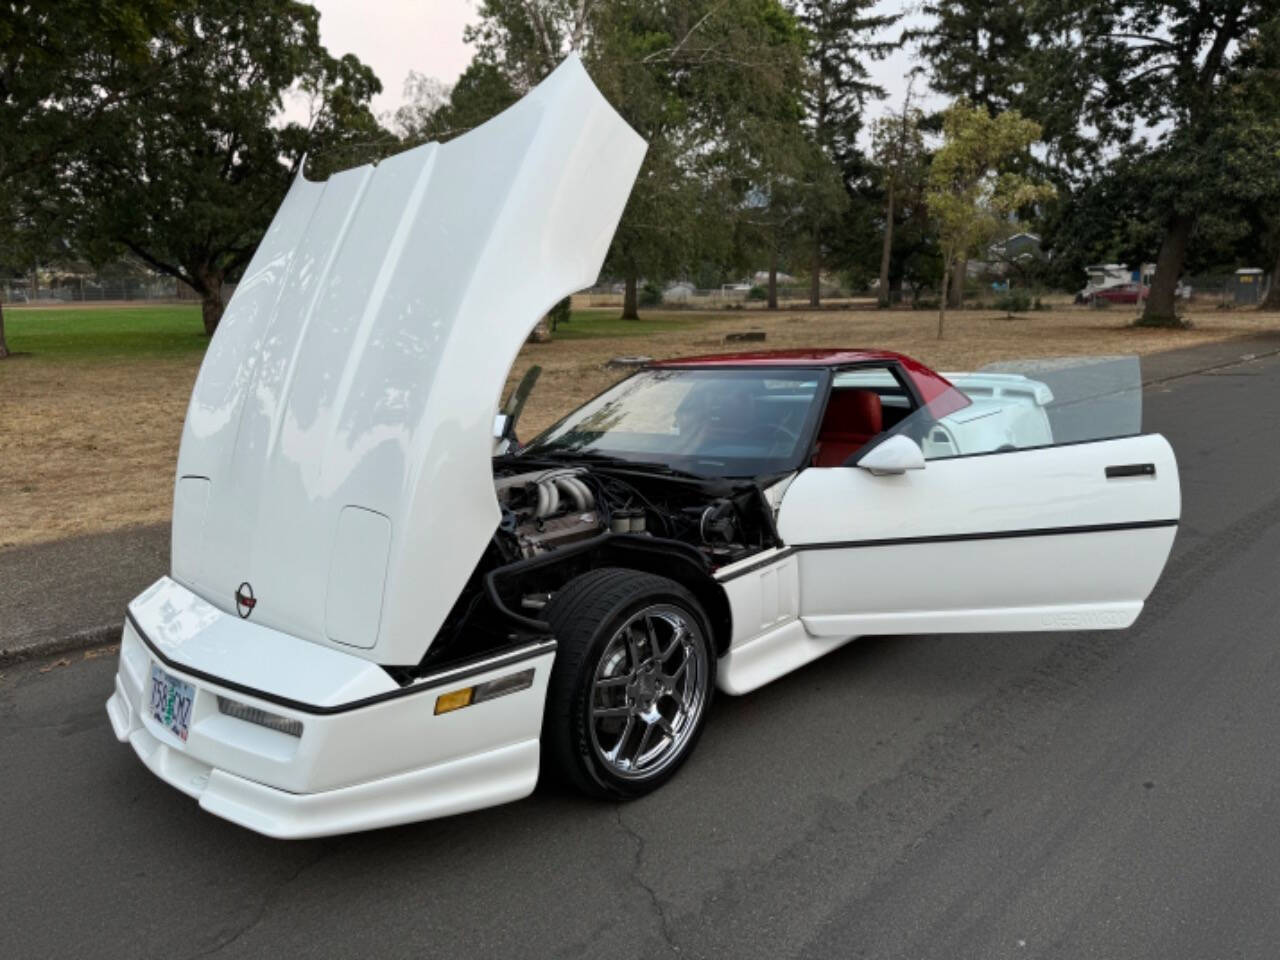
[911,3,1032,308]
[1243,18,1280,310]
[911,3,1108,307]
[462,0,810,320]
[791,0,899,306]
[394,61,521,146]
[926,101,1053,338]
[70,0,388,336]
[0,0,178,357]
[391,71,452,140]
[870,80,925,306]
[1058,1,1280,325]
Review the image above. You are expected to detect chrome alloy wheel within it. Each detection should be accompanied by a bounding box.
[588,603,710,780]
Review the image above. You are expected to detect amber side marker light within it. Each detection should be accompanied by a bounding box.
[434,668,536,715]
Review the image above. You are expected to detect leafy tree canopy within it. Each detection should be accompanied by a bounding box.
[926,101,1053,336]
[68,0,388,335]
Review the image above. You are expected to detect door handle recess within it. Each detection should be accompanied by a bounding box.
[1106,463,1156,479]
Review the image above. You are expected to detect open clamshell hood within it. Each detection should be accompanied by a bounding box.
[171,55,646,664]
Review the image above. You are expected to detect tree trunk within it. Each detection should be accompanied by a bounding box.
[809,230,821,307]
[192,267,226,336]
[200,293,224,336]
[767,244,779,310]
[878,182,895,307]
[622,273,639,320]
[1140,215,1194,326]
[938,260,950,340]
[0,299,9,359]
[947,257,965,308]
[1262,246,1280,310]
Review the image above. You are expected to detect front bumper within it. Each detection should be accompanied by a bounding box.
[106,578,555,838]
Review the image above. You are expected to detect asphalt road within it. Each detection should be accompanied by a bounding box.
[4,348,1280,959]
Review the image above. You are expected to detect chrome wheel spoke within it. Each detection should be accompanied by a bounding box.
[634,720,656,763]
[605,715,635,763]
[593,704,632,719]
[657,625,686,663]
[662,655,689,687]
[625,625,644,671]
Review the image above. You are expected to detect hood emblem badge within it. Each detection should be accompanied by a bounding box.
[235,582,257,619]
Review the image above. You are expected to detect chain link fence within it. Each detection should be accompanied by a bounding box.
[1,275,237,305]
[576,282,857,309]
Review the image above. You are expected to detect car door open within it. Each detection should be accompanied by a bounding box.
[777,357,1180,639]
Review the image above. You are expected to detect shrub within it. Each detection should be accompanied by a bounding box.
[746,285,767,301]
[994,289,1033,313]
[640,282,663,307]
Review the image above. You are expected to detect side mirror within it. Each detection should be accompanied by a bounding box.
[857,434,926,476]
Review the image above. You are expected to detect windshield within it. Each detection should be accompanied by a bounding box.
[522,367,828,477]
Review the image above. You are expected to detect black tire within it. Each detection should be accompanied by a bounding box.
[541,567,716,799]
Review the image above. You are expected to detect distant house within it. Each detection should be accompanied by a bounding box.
[967,232,1047,279]
[997,232,1046,263]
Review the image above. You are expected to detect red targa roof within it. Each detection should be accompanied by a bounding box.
[647,348,969,417]
[649,348,921,368]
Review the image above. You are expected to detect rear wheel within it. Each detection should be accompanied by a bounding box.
[542,568,715,798]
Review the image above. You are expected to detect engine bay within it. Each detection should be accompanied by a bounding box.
[408,457,779,676]
[491,459,780,567]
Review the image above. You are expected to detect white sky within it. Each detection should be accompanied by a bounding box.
[305,0,935,131]
[307,0,480,120]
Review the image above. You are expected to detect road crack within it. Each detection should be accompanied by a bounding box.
[614,805,680,954]
[183,841,335,959]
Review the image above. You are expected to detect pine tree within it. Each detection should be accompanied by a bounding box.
[791,0,899,306]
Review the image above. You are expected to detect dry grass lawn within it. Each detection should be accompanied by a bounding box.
[3,302,1278,549]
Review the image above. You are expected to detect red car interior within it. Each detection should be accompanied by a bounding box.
[813,389,883,467]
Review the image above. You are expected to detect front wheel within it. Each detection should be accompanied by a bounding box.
[542,568,715,798]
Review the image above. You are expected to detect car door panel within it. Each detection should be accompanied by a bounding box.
[776,434,1179,638]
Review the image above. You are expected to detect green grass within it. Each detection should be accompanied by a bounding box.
[552,308,712,340]
[3,305,208,360]
[0,303,712,361]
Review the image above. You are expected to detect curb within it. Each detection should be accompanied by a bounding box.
[0,622,121,669]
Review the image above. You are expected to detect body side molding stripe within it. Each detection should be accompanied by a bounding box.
[126,609,555,716]
[791,518,1179,552]
[715,547,797,583]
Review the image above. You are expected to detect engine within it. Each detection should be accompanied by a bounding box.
[492,461,779,569]
[494,468,606,558]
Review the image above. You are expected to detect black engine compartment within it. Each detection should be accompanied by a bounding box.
[402,455,782,680]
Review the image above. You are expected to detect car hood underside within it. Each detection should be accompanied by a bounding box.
[170,55,646,665]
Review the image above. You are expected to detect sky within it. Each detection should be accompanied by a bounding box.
[305,0,937,131]
[307,0,481,120]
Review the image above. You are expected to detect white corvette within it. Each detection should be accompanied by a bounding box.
[106,57,1180,838]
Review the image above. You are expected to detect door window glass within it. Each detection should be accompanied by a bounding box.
[867,355,1144,462]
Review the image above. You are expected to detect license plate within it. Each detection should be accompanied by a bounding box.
[149,664,195,742]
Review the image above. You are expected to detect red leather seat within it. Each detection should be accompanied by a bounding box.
[813,389,883,466]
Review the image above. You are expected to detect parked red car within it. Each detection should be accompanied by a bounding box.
[1087,282,1149,304]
